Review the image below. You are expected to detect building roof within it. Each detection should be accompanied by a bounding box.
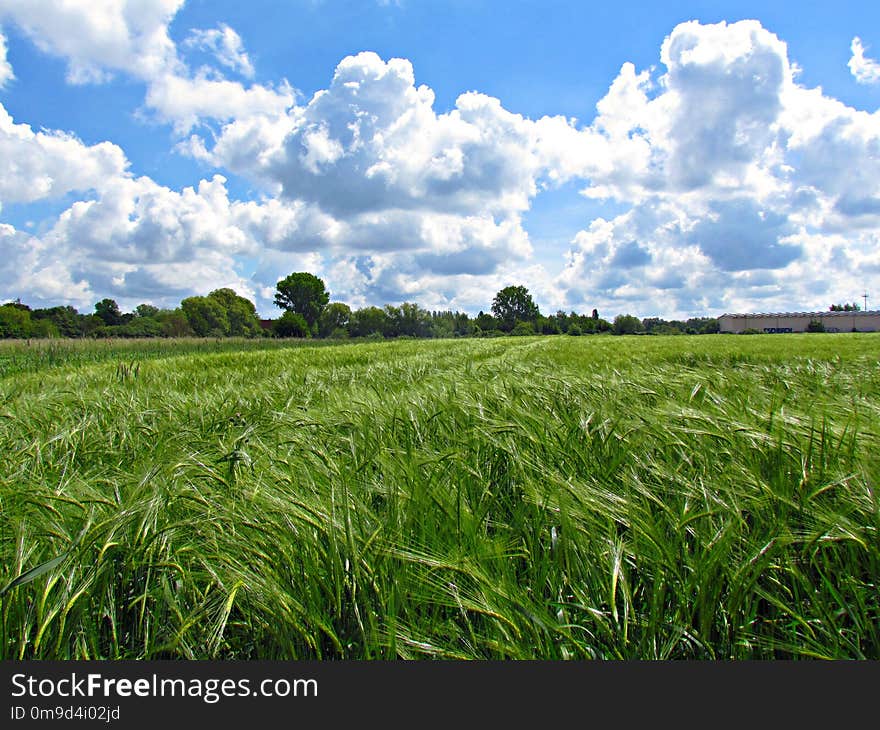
[719,311,880,319]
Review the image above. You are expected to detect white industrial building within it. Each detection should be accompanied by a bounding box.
[718,311,880,334]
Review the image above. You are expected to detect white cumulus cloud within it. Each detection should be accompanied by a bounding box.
[554,19,880,318]
[0,103,128,206]
[3,14,880,320]
[0,27,12,87]
[0,0,293,133]
[184,23,254,79]
[849,37,880,84]
[0,0,183,83]
[190,51,566,291]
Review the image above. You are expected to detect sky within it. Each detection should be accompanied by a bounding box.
[0,1,879,319]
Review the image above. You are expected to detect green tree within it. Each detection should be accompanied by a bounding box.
[474,310,499,333]
[806,319,826,333]
[156,309,193,337]
[29,318,59,338]
[511,321,535,336]
[94,298,123,326]
[274,310,311,338]
[613,314,644,335]
[181,296,229,336]
[318,302,352,338]
[350,306,388,338]
[31,305,81,337]
[491,285,540,332]
[274,273,329,329]
[0,304,34,338]
[207,288,261,337]
[134,304,160,319]
[385,302,431,338]
[77,313,103,337]
[118,317,163,338]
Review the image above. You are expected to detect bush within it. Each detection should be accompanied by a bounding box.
[273,311,311,338]
[567,324,583,336]
[511,321,535,336]
[613,314,644,335]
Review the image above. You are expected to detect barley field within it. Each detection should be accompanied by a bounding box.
[1,334,878,659]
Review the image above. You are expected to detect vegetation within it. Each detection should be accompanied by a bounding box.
[181,288,261,338]
[491,285,540,332]
[613,314,644,335]
[830,303,861,312]
[3,275,873,343]
[1,333,878,659]
[2,273,731,342]
[274,272,330,332]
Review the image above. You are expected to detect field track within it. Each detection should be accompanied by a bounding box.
[1,334,878,658]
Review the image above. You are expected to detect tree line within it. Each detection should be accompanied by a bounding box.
[0,273,719,340]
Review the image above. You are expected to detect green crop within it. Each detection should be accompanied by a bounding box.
[1,334,878,659]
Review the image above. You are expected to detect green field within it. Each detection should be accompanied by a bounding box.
[1,334,878,659]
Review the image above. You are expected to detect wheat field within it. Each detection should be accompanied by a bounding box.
[1,334,878,659]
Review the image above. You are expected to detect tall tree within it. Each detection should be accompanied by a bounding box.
[613,314,644,335]
[491,285,540,332]
[385,302,431,338]
[31,305,81,337]
[274,272,329,329]
[0,304,33,338]
[350,306,388,338]
[207,288,261,337]
[94,298,123,326]
[180,296,229,337]
[318,302,352,338]
[134,304,160,319]
[274,311,311,338]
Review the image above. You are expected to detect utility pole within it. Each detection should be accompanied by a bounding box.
[863,292,869,312]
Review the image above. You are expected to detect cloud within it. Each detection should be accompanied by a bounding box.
[563,20,792,202]
[0,0,292,132]
[685,199,801,271]
[0,103,128,205]
[849,37,880,84]
[184,24,254,79]
[320,253,555,314]
[0,0,183,83]
[189,51,549,289]
[144,72,295,134]
[3,14,880,320]
[212,52,547,220]
[0,27,12,87]
[609,240,652,269]
[551,19,880,317]
[47,174,255,266]
[0,223,95,307]
[4,173,267,310]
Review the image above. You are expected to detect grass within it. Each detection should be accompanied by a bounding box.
[0,333,878,659]
[0,336,336,379]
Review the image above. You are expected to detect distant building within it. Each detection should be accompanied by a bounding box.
[259,319,274,332]
[718,311,880,334]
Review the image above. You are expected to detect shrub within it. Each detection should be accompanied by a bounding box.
[511,321,535,336]
[273,311,311,338]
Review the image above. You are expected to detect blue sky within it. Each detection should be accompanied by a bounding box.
[1,1,879,318]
